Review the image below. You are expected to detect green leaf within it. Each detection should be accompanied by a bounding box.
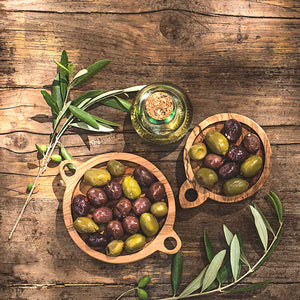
[93,115,120,127]
[201,249,226,292]
[69,105,99,129]
[268,191,283,223]
[236,232,251,268]
[223,224,234,245]
[218,260,232,284]
[100,97,132,112]
[256,225,283,269]
[53,102,72,131]
[114,96,132,112]
[71,90,105,107]
[40,90,59,114]
[224,280,271,293]
[59,50,69,100]
[53,59,70,73]
[71,69,88,85]
[230,235,240,281]
[72,59,111,87]
[204,231,215,262]
[253,203,275,237]
[70,122,113,132]
[179,266,208,298]
[172,252,183,296]
[68,63,74,77]
[250,205,268,251]
[51,74,63,111]
[123,85,146,93]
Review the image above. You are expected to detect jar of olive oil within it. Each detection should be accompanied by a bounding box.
[131,83,193,144]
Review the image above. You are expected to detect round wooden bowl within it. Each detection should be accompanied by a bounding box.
[179,113,272,209]
[59,152,181,264]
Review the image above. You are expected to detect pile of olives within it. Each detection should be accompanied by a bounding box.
[189,119,263,196]
[71,160,168,257]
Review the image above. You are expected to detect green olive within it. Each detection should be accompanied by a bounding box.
[223,178,249,196]
[84,168,111,187]
[205,131,229,155]
[106,240,124,256]
[137,288,148,300]
[240,155,263,178]
[73,217,99,233]
[122,176,141,200]
[150,202,168,218]
[51,154,62,163]
[195,168,218,188]
[189,143,207,160]
[107,160,126,177]
[124,234,146,253]
[140,213,159,237]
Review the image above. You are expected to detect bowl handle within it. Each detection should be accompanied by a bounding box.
[59,159,82,186]
[179,180,208,209]
[158,230,182,255]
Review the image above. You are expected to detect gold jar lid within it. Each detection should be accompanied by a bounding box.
[131,83,193,145]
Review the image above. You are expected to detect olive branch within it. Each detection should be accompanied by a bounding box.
[8,50,145,240]
[116,191,283,300]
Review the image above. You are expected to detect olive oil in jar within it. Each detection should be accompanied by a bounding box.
[131,83,193,145]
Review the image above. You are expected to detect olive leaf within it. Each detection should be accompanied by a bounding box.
[223,224,234,245]
[71,90,105,107]
[218,260,232,284]
[59,50,69,100]
[224,280,271,293]
[250,205,268,251]
[51,74,63,112]
[53,59,70,73]
[70,69,88,85]
[230,235,240,281]
[201,250,226,292]
[123,85,146,93]
[236,233,251,269]
[53,102,72,131]
[267,192,283,223]
[179,266,208,298]
[172,252,183,296]
[69,105,99,129]
[93,115,120,127]
[70,122,113,132]
[253,203,275,237]
[255,226,283,269]
[68,63,74,77]
[204,231,215,262]
[40,90,59,114]
[100,97,132,112]
[224,225,250,268]
[72,59,111,87]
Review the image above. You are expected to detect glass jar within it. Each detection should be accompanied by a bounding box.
[131,83,193,145]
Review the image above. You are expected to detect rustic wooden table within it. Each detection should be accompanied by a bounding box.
[1,1,299,299]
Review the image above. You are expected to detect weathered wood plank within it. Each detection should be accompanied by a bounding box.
[1,0,300,18]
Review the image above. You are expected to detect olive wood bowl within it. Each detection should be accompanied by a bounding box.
[59,152,181,263]
[179,113,272,209]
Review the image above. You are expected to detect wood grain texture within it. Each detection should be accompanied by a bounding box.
[1,0,300,299]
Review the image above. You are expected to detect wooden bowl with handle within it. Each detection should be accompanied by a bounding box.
[179,113,272,209]
[59,152,181,263]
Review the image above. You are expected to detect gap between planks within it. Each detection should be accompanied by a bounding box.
[1,8,300,20]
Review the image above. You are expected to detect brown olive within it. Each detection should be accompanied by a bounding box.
[93,207,113,224]
[87,232,108,248]
[223,119,242,142]
[133,166,155,187]
[133,197,151,215]
[219,162,239,180]
[72,194,90,218]
[243,133,261,153]
[122,216,140,234]
[227,145,249,163]
[146,182,166,202]
[87,187,107,207]
[104,181,122,200]
[106,220,124,240]
[113,198,132,219]
[203,154,224,169]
